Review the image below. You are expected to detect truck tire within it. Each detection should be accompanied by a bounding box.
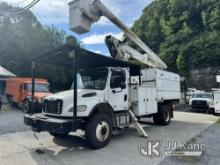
[208,108,214,115]
[153,105,171,126]
[7,96,14,108]
[85,113,113,149]
[23,100,29,113]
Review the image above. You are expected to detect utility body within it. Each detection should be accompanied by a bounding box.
[24,0,181,149]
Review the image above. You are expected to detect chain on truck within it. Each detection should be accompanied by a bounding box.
[24,0,181,149]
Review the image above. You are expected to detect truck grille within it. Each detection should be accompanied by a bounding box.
[191,100,208,109]
[43,100,62,114]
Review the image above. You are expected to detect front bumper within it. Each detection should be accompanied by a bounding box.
[191,105,209,111]
[24,114,84,134]
[29,102,42,114]
[190,108,209,112]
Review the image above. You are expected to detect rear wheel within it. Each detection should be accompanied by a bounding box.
[153,105,171,125]
[85,113,112,149]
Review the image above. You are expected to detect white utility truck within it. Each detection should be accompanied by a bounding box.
[189,93,214,113]
[24,0,180,149]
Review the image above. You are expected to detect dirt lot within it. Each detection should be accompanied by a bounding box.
[0,106,219,165]
[0,108,30,134]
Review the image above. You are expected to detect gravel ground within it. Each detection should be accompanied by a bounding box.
[0,111,218,165]
[0,107,30,134]
[0,105,219,165]
[159,122,220,165]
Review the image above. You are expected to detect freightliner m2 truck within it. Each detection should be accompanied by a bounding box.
[24,0,181,149]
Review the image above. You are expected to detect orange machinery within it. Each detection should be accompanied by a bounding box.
[6,78,52,113]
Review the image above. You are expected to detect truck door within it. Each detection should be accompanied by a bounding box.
[108,69,128,111]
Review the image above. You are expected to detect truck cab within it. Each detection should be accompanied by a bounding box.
[42,67,129,117]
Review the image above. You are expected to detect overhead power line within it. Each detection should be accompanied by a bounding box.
[1,0,40,16]
[13,0,40,15]
[12,0,28,7]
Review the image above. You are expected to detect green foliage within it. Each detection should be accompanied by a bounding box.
[176,51,188,76]
[132,0,220,75]
[0,2,79,90]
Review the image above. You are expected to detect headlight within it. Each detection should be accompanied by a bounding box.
[207,101,214,106]
[77,105,87,112]
[69,105,87,112]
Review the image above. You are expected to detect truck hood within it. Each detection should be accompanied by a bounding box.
[43,89,105,117]
[29,92,52,100]
[190,98,213,102]
[45,89,101,100]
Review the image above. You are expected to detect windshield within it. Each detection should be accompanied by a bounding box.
[192,93,213,99]
[72,68,108,90]
[27,83,49,92]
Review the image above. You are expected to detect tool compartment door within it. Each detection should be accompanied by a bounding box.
[137,87,157,116]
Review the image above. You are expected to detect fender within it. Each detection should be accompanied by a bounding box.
[88,102,117,128]
[89,102,114,117]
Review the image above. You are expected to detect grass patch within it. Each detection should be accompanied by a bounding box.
[196,134,203,138]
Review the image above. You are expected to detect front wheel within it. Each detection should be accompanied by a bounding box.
[85,113,113,149]
[7,96,14,108]
[153,105,171,126]
[208,108,214,115]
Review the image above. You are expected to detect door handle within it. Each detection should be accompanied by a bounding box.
[124,94,128,101]
[112,89,122,93]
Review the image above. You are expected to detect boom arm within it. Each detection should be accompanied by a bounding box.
[69,0,167,69]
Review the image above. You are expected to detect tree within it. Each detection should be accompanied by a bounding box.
[131,0,220,76]
[0,2,80,90]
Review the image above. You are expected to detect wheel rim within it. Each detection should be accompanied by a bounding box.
[96,121,110,142]
[164,111,170,122]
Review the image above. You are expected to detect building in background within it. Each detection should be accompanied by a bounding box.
[0,66,16,95]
